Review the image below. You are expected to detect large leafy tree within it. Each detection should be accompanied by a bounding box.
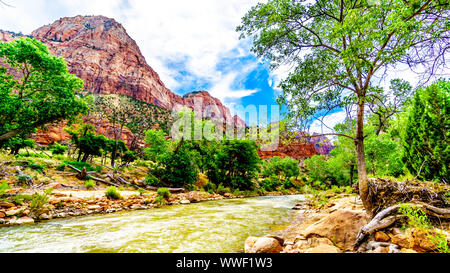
[238,0,449,216]
[402,79,449,183]
[0,38,87,142]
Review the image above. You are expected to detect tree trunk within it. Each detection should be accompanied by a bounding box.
[355,102,373,217]
[349,163,354,186]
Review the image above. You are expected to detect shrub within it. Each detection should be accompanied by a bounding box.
[64,161,95,172]
[216,184,231,195]
[56,163,67,171]
[17,174,32,185]
[154,195,165,206]
[151,141,198,188]
[204,182,217,193]
[30,188,52,218]
[105,186,121,200]
[212,140,260,190]
[0,181,10,200]
[29,163,45,173]
[157,188,171,199]
[84,180,95,190]
[145,175,161,187]
[50,143,67,155]
[262,156,300,179]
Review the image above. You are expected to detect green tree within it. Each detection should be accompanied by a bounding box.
[0,38,87,142]
[144,129,172,162]
[238,0,449,215]
[402,79,449,183]
[213,140,261,190]
[1,135,36,155]
[150,141,199,188]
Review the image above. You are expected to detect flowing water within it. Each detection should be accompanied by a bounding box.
[0,195,304,253]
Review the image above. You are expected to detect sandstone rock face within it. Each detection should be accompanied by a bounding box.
[31,16,183,110]
[258,142,318,161]
[1,15,245,137]
[303,209,368,251]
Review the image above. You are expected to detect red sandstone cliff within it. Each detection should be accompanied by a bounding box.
[1,15,244,127]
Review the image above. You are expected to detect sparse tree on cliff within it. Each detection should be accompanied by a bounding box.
[238,0,449,216]
[0,38,87,143]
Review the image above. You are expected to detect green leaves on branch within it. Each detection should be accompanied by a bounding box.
[0,38,87,142]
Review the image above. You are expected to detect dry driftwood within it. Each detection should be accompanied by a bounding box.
[145,186,185,193]
[354,202,450,249]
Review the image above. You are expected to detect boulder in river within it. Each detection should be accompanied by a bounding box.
[245,236,283,253]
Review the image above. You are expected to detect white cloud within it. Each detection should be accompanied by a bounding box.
[209,72,259,103]
[0,0,261,97]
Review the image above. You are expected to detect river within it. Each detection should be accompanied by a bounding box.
[0,195,304,253]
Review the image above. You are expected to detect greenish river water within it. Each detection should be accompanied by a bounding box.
[0,195,304,253]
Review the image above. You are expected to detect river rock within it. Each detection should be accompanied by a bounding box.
[16,217,35,225]
[245,236,283,253]
[303,244,341,253]
[6,208,22,217]
[186,191,201,203]
[0,211,6,218]
[303,209,368,251]
[375,231,391,242]
[0,202,15,208]
[180,200,191,205]
[87,205,102,210]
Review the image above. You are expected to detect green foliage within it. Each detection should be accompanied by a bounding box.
[399,204,449,253]
[121,151,137,165]
[1,136,36,155]
[0,181,10,200]
[17,174,32,185]
[29,188,52,218]
[12,194,33,205]
[29,162,45,173]
[157,188,171,199]
[150,141,199,188]
[64,161,95,172]
[56,163,66,171]
[204,182,217,193]
[154,195,165,206]
[216,184,231,195]
[261,156,299,179]
[212,140,260,190]
[144,129,172,162]
[49,143,67,155]
[105,186,122,200]
[67,124,109,162]
[402,80,449,183]
[0,38,87,143]
[144,175,161,187]
[365,131,405,177]
[84,180,95,190]
[399,204,432,230]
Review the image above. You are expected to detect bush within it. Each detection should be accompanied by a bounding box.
[216,184,231,195]
[154,195,165,206]
[212,140,260,190]
[204,182,217,193]
[30,188,52,218]
[105,186,121,200]
[157,188,171,199]
[56,163,67,171]
[64,161,95,172]
[50,143,67,155]
[17,174,32,185]
[151,141,198,188]
[84,180,95,190]
[262,156,300,179]
[145,175,161,187]
[29,162,45,173]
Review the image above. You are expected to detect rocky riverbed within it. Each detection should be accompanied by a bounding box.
[0,183,293,228]
[244,194,450,253]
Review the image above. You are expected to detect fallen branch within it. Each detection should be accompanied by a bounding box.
[354,203,450,249]
[145,186,185,193]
